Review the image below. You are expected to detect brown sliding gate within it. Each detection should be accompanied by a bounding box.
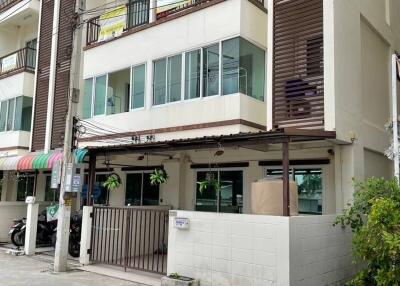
[90,207,169,274]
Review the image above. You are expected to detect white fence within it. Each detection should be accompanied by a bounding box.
[167,211,356,286]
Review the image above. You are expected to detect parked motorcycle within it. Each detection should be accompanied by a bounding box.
[50,211,82,257]
[9,210,57,247]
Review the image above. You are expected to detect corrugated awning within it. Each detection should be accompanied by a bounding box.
[0,151,63,171]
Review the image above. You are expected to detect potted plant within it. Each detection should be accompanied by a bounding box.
[197,172,220,193]
[161,272,199,286]
[150,168,168,186]
[103,173,122,205]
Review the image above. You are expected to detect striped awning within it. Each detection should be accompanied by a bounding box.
[0,156,23,170]
[0,151,63,171]
[74,148,88,164]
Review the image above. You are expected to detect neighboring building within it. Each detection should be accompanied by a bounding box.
[0,0,41,241]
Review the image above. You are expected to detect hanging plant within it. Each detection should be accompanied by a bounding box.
[197,172,220,194]
[103,173,122,192]
[150,169,168,186]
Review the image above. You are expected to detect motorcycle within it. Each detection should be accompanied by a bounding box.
[50,212,82,257]
[9,210,57,247]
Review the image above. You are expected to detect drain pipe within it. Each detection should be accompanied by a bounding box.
[392,53,399,183]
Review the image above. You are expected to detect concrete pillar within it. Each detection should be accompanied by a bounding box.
[79,206,93,265]
[24,203,39,256]
[54,205,71,272]
[0,172,7,202]
[162,159,183,209]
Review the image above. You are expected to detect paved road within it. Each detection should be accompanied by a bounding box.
[0,250,144,286]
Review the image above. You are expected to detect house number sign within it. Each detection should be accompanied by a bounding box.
[173,217,190,230]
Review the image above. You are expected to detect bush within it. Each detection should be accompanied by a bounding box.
[335,177,400,285]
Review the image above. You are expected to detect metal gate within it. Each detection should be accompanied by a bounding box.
[90,206,169,275]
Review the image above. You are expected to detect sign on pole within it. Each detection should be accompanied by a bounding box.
[51,160,62,189]
[46,205,59,222]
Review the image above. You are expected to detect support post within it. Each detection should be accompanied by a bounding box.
[24,203,39,255]
[282,141,290,216]
[392,54,399,183]
[79,206,93,265]
[87,153,96,206]
[149,0,156,23]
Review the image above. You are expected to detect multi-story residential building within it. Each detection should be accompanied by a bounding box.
[0,0,41,241]
[74,0,400,284]
[0,0,399,284]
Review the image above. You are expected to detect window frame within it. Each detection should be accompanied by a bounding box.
[130,62,147,111]
[124,170,160,206]
[193,167,244,213]
[263,165,326,214]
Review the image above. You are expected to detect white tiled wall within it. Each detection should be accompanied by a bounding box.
[167,211,290,286]
[289,215,356,286]
[167,212,356,286]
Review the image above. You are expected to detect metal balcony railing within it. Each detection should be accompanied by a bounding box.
[0,47,36,78]
[0,0,23,14]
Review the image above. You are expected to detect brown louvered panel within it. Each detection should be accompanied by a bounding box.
[51,0,75,149]
[31,0,54,151]
[272,0,324,130]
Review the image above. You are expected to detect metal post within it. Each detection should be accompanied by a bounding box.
[282,141,290,216]
[87,153,96,206]
[392,54,399,183]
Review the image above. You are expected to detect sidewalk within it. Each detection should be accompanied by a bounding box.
[0,250,145,286]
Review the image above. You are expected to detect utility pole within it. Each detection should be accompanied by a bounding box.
[54,0,84,272]
[392,53,399,184]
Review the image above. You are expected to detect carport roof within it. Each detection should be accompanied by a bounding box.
[82,128,336,155]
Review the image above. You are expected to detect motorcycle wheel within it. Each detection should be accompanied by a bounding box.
[11,229,25,247]
[68,240,80,258]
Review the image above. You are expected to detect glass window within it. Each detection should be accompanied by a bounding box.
[153,59,167,105]
[131,64,146,109]
[184,50,201,100]
[239,38,265,101]
[222,38,240,95]
[107,68,130,115]
[222,38,265,101]
[167,54,182,103]
[125,172,159,206]
[45,175,59,202]
[265,167,323,215]
[83,78,93,119]
[195,170,243,213]
[94,174,108,205]
[13,96,32,131]
[295,169,322,214]
[94,75,107,116]
[203,44,220,97]
[6,98,15,131]
[17,175,35,201]
[0,101,7,132]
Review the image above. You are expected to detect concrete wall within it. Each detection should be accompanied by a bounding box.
[167,211,355,286]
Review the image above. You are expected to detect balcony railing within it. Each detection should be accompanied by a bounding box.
[0,0,23,14]
[86,0,219,46]
[0,47,36,78]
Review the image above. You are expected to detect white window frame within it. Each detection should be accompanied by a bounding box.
[130,63,147,111]
[263,165,326,214]
[193,167,244,213]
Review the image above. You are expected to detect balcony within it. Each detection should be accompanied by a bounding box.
[86,0,266,46]
[0,0,22,14]
[0,47,36,79]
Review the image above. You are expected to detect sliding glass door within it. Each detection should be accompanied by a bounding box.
[125,172,160,206]
[195,170,243,213]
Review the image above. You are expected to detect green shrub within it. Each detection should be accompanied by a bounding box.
[335,177,400,285]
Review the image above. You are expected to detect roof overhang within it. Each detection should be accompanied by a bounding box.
[84,128,336,156]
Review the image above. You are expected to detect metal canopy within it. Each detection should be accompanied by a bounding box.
[83,128,336,155]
